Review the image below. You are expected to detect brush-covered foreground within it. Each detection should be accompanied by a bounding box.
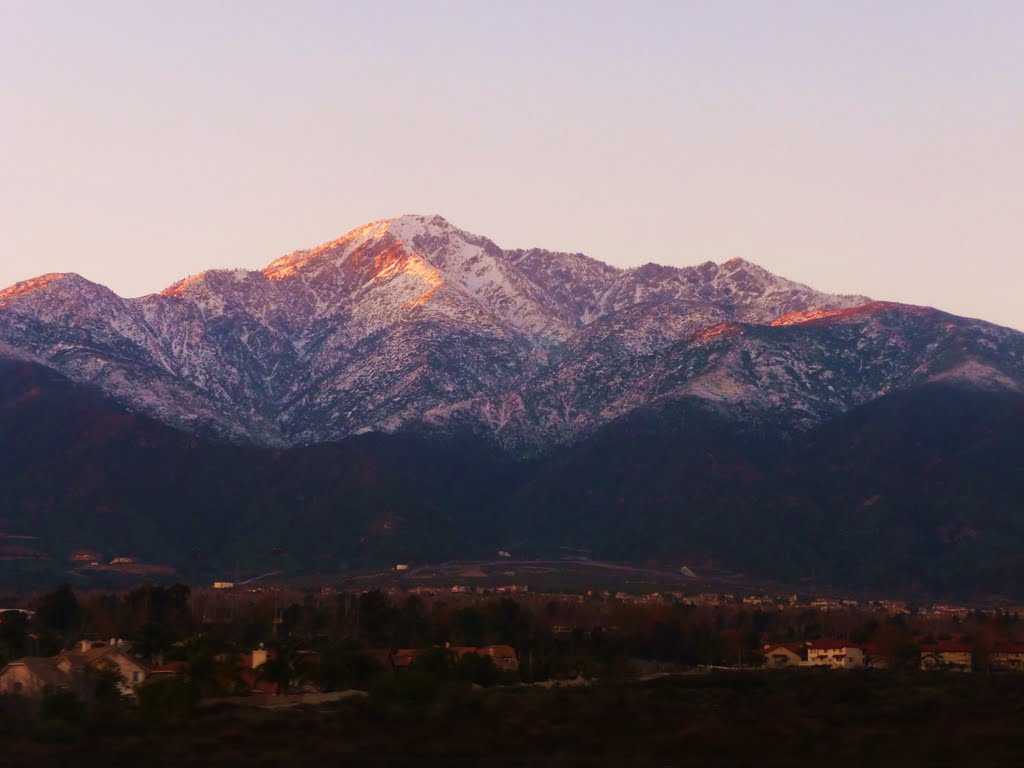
[4,672,1024,767]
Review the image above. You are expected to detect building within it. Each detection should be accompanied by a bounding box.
[144,661,187,683]
[478,645,519,672]
[451,646,479,663]
[392,649,422,669]
[0,608,34,619]
[862,644,890,670]
[392,645,518,673]
[367,649,394,672]
[919,641,973,672]
[805,640,865,669]
[237,648,279,694]
[990,644,1024,672]
[0,657,72,699]
[69,550,102,565]
[761,643,804,668]
[0,641,149,700]
[54,642,150,695]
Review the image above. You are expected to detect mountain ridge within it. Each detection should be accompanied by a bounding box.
[1,214,1020,452]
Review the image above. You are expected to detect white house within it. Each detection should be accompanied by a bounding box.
[806,640,865,669]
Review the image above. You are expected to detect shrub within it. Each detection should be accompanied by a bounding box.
[136,677,197,722]
[39,687,85,725]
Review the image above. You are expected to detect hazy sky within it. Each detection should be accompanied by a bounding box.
[2,1,1022,329]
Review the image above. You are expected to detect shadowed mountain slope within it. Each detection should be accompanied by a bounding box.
[2,358,1023,598]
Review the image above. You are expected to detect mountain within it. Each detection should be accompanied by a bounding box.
[3,214,1024,596]
[0,214,899,449]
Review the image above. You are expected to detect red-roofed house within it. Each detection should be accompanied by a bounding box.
[806,640,865,669]
[237,647,279,694]
[478,645,518,673]
[392,649,421,669]
[451,646,479,662]
[991,644,1024,672]
[367,649,394,672]
[145,661,188,682]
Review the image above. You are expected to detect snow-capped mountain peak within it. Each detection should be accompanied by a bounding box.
[1,214,1020,451]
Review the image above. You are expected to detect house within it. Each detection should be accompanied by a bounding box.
[145,661,187,683]
[391,645,518,673]
[805,640,865,669]
[54,642,150,695]
[0,608,34,620]
[247,647,270,669]
[451,646,480,663]
[366,649,394,672]
[990,644,1024,671]
[862,644,890,670]
[919,641,973,672]
[478,645,518,673]
[145,651,278,695]
[761,643,804,668]
[392,649,421,669]
[233,646,286,694]
[0,657,73,700]
[0,641,150,700]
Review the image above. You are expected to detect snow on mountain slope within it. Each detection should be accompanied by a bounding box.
[438,304,1024,450]
[1,214,1020,450]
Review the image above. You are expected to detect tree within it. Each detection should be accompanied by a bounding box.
[39,688,85,725]
[410,646,454,679]
[88,667,127,704]
[35,584,80,636]
[0,610,30,665]
[455,607,488,647]
[258,641,300,695]
[316,639,385,691]
[456,652,500,687]
[131,622,176,664]
[179,637,243,698]
[869,623,919,672]
[136,677,197,722]
[358,590,396,646]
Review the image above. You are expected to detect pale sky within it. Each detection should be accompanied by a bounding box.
[1,1,1022,330]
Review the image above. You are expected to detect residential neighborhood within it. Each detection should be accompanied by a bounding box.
[760,639,1024,672]
[0,635,522,706]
